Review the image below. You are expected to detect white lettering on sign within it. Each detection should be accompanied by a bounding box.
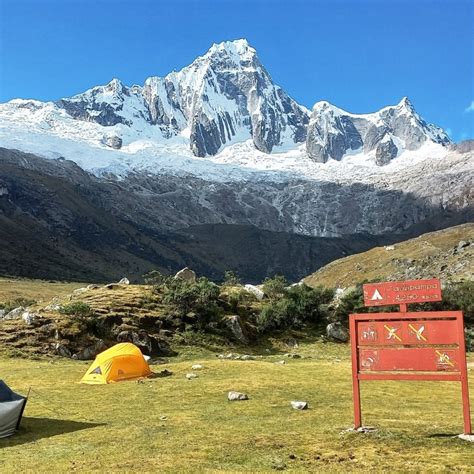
[371,289,383,301]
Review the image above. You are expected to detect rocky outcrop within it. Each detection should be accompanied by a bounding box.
[174,268,196,282]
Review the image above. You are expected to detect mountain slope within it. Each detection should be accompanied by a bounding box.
[303,224,474,288]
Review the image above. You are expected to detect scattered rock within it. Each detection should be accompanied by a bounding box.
[228,391,249,401]
[73,287,88,295]
[384,245,395,251]
[105,135,122,149]
[326,322,349,342]
[343,426,378,434]
[118,277,130,285]
[72,339,107,360]
[0,310,5,319]
[156,369,173,377]
[291,400,308,410]
[22,311,38,325]
[244,284,264,300]
[54,343,72,358]
[191,364,203,370]
[2,307,25,320]
[224,315,249,344]
[159,416,168,421]
[285,353,302,359]
[240,355,255,361]
[44,303,62,312]
[186,373,198,380]
[275,360,286,365]
[458,433,474,442]
[174,267,196,282]
[87,284,100,290]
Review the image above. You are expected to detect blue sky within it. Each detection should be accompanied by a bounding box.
[0,0,472,141]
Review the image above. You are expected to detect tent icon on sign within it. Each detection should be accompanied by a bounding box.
[371,289,383,301]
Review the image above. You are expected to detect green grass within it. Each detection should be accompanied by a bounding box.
[1,342,473,472]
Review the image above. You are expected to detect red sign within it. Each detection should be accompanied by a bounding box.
[350,280,471,435]
[363,278,442,307]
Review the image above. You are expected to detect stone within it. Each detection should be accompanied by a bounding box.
[104,283,120,289]
[244,284,264,300]
[326,322,349,342]
[224,315,249,344]
[275,360,286,365]
[240,355,255,361]
[285,353,302,359]
[44,303,62,312]
[55,343,72,358]
[22,311,38,325]
[0,310,5,318]
[156,369,173,377]
[73,339,107,360]
[174,267,196,282]
[228,391,249,401]
[3,307,25,320]
[73,287,88,295]
[118,277,130,285]
[458,434,474,442]
[384,245,395,251]
[186,373,198,380]
[375,136,398,165]
[291,401,308,410]
[191,364,203,370]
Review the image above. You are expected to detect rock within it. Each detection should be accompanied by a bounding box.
[0,310,5,319]
[44,303,62,312]
[22,311,38,325]
[458,434,474,442]
[375,136,398,165]
[240,355,255,361]
[291,401,308,410]
[87,284,100,290]
[384,245,395,251]
[285,353,302,359]
[156,369,173,377]
[326,322,349,342]
[105,135,122,149]
[275,360,286,365]
[55,343,72,358]
[73,287,88,295]
[224,315,249,344]
[118,277,130,285]
[228,391,249,401]
[285,338,299,348]
[117,329,174,356]
[2,307,25,320]
[174,267,196,282]
[457,240,470,251]
[191,364,203,370]
[244,284,264,300]
[72,339,107,360]
[104,283,120,289]
[186,373,198,380]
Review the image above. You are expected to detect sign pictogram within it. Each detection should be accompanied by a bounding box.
[350,279,471,435]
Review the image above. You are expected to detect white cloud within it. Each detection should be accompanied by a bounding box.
[465,101,474,112]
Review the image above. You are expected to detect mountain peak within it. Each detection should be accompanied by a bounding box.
[396,96,415,111]
[206,39,257,63]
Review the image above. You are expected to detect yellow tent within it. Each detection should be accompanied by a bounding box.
[80,343,152,384]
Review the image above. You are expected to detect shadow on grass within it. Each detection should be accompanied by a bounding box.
[427,433,459,438]
[0,417,105,447]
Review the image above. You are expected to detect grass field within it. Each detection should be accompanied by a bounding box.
[1,342,473,473]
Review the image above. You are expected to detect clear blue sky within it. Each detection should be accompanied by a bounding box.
[0,0,473,141]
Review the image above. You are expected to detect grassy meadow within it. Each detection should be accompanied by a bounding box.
[1,342,473,473]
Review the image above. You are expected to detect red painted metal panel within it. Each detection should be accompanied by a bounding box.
[358,347,460,372]
[357,319,459,346]
[363,279,442,306]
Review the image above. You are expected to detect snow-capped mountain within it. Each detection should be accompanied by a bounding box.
[0,38,452,170]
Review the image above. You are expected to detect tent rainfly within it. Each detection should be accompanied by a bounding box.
[80,343,152,384]
[0,380,28,438]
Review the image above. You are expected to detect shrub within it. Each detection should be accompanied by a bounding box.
[59,301,93,318]
[262,275,288,300]
[222,271,241,287]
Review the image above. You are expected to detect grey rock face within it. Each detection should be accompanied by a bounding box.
[2,307,25,320]
[72,339,107,360]
[105,136,123,150]
[375,137,398,165]
[225,315,249,344]
[306,98,450,165]
[174,267,196,282]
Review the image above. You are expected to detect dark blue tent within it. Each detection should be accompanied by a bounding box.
[0,380,27,438]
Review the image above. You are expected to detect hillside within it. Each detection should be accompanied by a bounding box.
[304,223,474,288]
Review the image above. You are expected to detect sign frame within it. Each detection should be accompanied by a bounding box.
[350,308,472,435]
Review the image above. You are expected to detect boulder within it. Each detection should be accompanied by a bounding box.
[186,373,198,380]
[22,311,38,325]
[224,315,249,344]
[228,391,249,401]
[0,310,5,319]
[72,339,107,360]
[174,267,196,282]
[105,135,122,149]
[73,287,88,295]
[191,364,203,370]
[2,307,25,320]
[117,329,174,356]
[240,355,255,361]
[326,322,349,342]
[118,277,130,285]
[55,343,72,358]
[244,284,264,300]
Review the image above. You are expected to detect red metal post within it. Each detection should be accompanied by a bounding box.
[456,312,472,434]
[349,314,361,428]
[399,303,407,312]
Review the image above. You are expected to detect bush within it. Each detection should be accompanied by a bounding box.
[262,275,288,300]
[0,297,36,313]
[222,271,241,287]
[255,283,335,332]
[59,301,93,318]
